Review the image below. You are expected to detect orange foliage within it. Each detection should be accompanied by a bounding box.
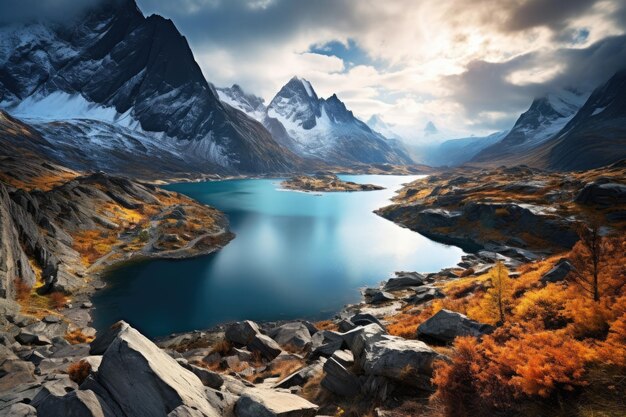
[49,291,67,309]
[386,305,436,339]
[432,234,626,414]
[67,360,92,384]
[65,329,95,344]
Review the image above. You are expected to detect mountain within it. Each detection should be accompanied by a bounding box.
[0,0,298,174]
[423,131,509,167]
[423,121,439,136]
[265,77,413,165]
[472,89,588,163]
[527,70,626,170]
[367,114,402,141]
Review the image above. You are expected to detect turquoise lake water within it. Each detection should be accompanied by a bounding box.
[92,175,464,337]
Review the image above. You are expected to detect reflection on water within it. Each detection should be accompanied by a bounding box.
[92,175,464,337]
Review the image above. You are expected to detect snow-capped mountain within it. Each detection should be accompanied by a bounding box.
[529,70,626,170]
[265,77,413,165]
[0,0,297,174]
[472,89,588,162]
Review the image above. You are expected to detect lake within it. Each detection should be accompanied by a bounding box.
[92,175,464,337]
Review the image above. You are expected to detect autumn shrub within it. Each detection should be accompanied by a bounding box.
[209,339,232,356]
[67,360,91,384]
[49,291,66,309]
[65,329,94,344]
[314,319,339,331]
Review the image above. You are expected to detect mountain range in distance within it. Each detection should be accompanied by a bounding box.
[0,0,624,176]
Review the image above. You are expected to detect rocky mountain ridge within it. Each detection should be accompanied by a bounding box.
[0,0,298,174]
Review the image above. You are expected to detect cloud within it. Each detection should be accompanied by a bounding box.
[504,0,599,32]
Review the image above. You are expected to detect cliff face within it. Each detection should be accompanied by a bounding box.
[0,184,36,298]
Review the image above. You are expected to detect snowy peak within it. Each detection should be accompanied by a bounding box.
[268,76,321,130]
[266,77,412,165]
[472,88,588,162]
[367,114,401,140]
[217,84,266,121]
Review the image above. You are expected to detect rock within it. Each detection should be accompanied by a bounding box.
[350,313,385,329]
[321,357,360,397]
[81,302,93,309]
[383,272,427,291]
[575,181,626,205]
[541,259,575,283]
[89,321,128,355]
[94,321,220,416]
[81,327,97,339]
[248,334,282,360]
[16,330,52,346]
[82,356,103,373]
[360,374,395,401]
[405,286,444,305]
[179,361,224,389]
[235,387,318,417]
[330,350,354,368]
[359,334,441,390]
[269,322,312,350]
[342,323,386,358]
[0,403,38,417]
[274,358,326,389]
[0,359,36,391]
[204,388,238,417]
[309,331,345,360]
[26,350,47,366]
[417,309,493,343]
[35,389,116,417]
[337,319,356,332]
[232,347,254,362]
[225,321,260,346]
[43,315,61,324]
[367,291,396,304]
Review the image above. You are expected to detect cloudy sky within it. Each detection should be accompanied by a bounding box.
[9,0,625,142]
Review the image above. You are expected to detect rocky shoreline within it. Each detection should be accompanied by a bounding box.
[281,174,384,192]
[0,253,501,416]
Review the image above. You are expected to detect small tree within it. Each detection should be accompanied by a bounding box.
[570,222,606,302]
[486,261,512,325]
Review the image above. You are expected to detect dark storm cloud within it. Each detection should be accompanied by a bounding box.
[504,0,599,32]
[136,0,366,51]
[446,34,626,131]
[0,0,107,24]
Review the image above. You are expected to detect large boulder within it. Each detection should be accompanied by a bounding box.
[343,323,386,359]
[93,321,220,417]
[417,309,493,344]
[235,388,318,417]
[383,272,427,291]
[541,259,575,283]
[359,334,441,390]
[575,181,626,205]
[269,322,312,350]
[225,321,260,346]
